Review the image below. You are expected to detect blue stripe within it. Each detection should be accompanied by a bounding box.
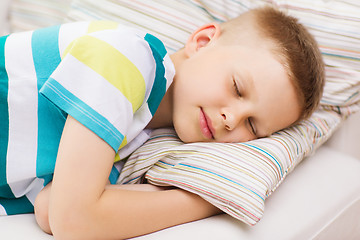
[322,52,360,61]
[244,143,283,177]
[144,34,167,116]
[32,25,62,80]
[0,35,15,199]
[109,166,120,184]
[0,196,34,215]
[178,163,265,201]
[39,78,124,152]
[123,176,141,184]
[144,33,167,58]
[32,25,64,181]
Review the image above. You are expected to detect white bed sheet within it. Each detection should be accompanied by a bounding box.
[1,146,359,240]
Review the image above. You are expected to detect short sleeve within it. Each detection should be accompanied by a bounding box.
[40,27,174,152]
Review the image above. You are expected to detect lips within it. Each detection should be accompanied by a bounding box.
[199,108,215,139]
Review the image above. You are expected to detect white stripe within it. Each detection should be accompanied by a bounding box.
[50,54,133,135]
[164,53,175,89]
[25,178,45,205]
[0,204,7,215]
[118,129,151,160]
[127,103,152,142]
[91,28,156,103]
[58,21,89,57]
[6,31,39,197]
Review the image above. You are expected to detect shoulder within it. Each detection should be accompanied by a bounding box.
[59,21,169,64]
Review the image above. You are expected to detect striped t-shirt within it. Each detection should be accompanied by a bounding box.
[0,21,175,215]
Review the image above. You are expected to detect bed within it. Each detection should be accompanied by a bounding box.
[1,120,359,239]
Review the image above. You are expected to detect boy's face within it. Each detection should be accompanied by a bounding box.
[171,41,301,143]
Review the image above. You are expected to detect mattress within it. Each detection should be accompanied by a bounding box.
[1,145,359,240]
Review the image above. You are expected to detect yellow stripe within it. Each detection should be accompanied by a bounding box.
[114,136,127,162]
[63,21,118,57]
[64,35,145,112]
[87,20,119,33]
[119,135,127,149]
[114,153,121,162]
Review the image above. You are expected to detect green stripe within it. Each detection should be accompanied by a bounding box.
[32,25,63,182]
[0,35,15,198]
[0,196,34,215]
[144,34,167,116]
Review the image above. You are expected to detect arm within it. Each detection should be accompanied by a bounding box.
[48,116,220,240]
[35,182,177,234]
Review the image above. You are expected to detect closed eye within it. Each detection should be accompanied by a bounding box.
[248,118,257,136]
[233,79,242,97]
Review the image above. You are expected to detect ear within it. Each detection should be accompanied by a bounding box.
[184,22,221,57]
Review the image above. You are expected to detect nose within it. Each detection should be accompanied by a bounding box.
[221,107,248,131]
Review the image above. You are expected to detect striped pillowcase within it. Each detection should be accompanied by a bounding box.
[66,0,358,225]
[66,0,214,54]
[9,0,72,32]
[281,0,360,113]
[119,109,342,225]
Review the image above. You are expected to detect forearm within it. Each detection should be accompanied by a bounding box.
[35,183,171,235]
[50,186,220,239]
[99,187,219,239]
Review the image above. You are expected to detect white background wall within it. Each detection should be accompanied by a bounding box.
[326,111,360,159]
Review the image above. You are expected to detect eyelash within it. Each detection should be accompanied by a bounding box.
[233,79,256,136]
[248,118,256,136]
[233,79,242,97]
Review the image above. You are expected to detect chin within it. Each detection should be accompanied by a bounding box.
[177,132,208,143]
[176,133,192,143]
[173,122,202,143]
[174,128,195,143]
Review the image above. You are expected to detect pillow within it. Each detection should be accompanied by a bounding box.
[0,0,11,35]
[119,109,342,225]
[66,0,214,53]
[9,0,72,32]
[66,0,359,226]
[283,0,360,112]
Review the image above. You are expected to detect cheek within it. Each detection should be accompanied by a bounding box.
[181,60,219,87]
[172,114,197,143]
[221,128,255,143]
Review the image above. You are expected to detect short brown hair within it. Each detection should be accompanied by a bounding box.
[220,6,325,120]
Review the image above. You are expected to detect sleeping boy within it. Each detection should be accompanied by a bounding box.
[0,6,324,239]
